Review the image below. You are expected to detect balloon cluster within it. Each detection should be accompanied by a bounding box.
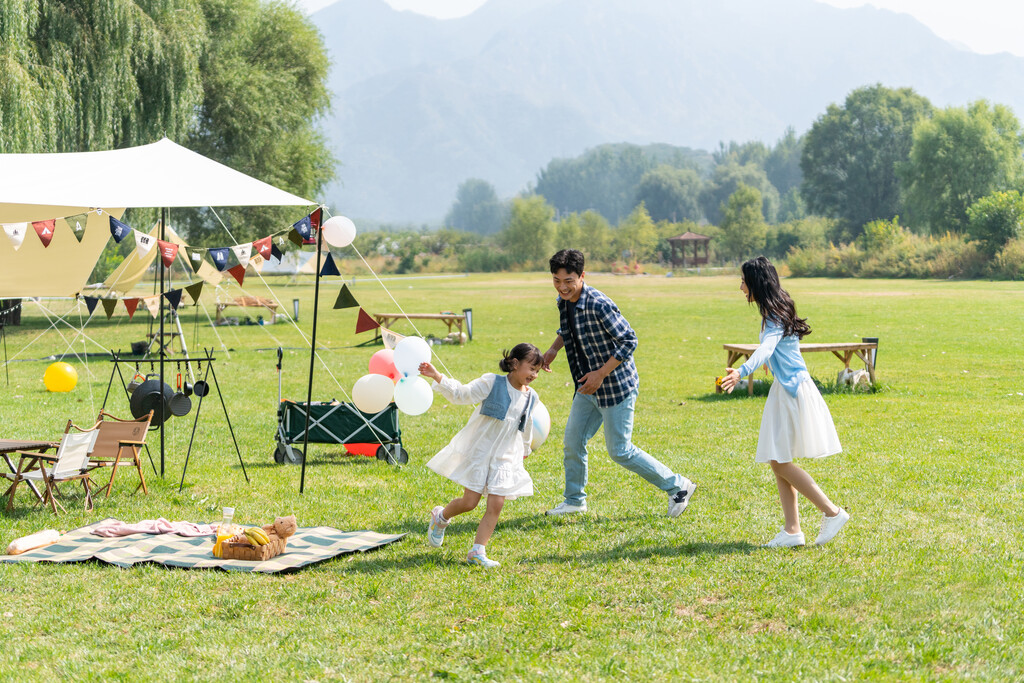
[351,336,434,416]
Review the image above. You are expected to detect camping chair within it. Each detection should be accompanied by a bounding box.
[87,410,153,498]
[5,423,101,514]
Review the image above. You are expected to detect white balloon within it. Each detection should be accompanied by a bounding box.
[393,376,434,416]
[392,336,432,377]
[322,215,357,248]
[352,374,394,414]
[531,399,551,452]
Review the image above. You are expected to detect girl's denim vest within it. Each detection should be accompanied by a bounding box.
[480,375,534,432]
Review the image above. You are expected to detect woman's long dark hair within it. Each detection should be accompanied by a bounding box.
[741,256,811,339]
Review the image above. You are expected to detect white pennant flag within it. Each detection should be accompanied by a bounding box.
[246,253,265,274]
[380,327,406,350]
[142,295,161,319]
[2,223,28,251]
[231,243,252,269]
[134,230,155,258]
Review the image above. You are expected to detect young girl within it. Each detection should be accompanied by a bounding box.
[420,343,543,568]
[721,256,850,548]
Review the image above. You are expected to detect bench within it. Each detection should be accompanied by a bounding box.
[371,311,470,344]
[722,340,878,395]
[215,296,280,325]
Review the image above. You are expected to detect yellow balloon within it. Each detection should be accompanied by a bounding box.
[43,362,78,392]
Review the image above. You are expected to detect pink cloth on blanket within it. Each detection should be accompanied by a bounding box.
[91,518,216,538]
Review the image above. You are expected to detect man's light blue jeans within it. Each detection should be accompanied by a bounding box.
[562,389,688,505]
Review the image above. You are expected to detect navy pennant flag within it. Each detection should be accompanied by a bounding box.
[319,252,341,277]
[270,243,284,262]
[109,216,132,243]
[208,247,231,272]
[292,215,312,241]
[163,289,183,310]
[83,296,100,315]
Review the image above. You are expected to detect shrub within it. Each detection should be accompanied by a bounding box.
[988,238,1024,279]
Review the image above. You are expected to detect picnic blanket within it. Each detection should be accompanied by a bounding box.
[0,519,405,574]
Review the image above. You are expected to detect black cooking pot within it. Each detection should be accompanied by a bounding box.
[130,374,175,426]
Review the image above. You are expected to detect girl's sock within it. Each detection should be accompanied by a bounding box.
[471,543,485,554]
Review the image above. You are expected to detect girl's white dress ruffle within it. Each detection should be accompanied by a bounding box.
[426,373,535,499]
[756,379,841,463]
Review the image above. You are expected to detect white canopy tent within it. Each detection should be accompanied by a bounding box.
[0,138,312,297]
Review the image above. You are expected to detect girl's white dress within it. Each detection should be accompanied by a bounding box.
[426,373,535,499]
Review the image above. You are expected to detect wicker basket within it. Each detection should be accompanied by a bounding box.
[221,533,287,561]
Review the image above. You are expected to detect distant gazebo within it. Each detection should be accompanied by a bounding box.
[667,231,711,267]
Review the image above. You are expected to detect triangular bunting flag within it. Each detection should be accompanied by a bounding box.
[84,296,99,315]
[109,216,131,243]
[288,229,304,247]
[292,215,312,241]
[227,264,246,286]
[143,296,161,318]
[209,247,231,271]
[101,298,118,320]
[270,243,284,262]
[253,236,273,260]
[355,308,381,334]
[2,223,27,251]
[134,229,155,258]
[310,207,323,231]
[319,252,340,277]
[33,220,56,247]
[124,298,141,319]
[380,327,406,350]
[66,214,88,243]
[247,253,265,274]
[231,243,252,269]
[158,240,179,268]
[333,284,359,309]
[185,248,206,274]
[185,282,204,305]
[163,289,183,310]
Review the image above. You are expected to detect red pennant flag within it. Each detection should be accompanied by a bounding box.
[253,236,273,260]
[124,298,141,319]
[310,207,323,231]
[33,220,56,247]
[355,308,381,334]
[158,240,179,268]
[227,264,246,286]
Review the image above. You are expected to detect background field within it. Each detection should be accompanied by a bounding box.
[1,273,1022,680]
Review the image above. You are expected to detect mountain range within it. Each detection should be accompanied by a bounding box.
[312,0,1024,223]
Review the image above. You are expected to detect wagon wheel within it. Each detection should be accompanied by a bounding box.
[273,443,286,464]
[376,445,409,466]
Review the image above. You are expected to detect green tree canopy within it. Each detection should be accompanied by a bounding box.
[967,191,1024,255]
[719,183,767,261]
[801,84,933,239]
[498,195,555,266]
[700,162,779,225]
[633,165,703,223]
[614,203,659,263]
[534,144,654,223]
[444,178,507,236]
[903,100,1024,235]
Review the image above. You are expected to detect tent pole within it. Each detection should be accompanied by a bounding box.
[159,207,167,477]
[299,227,324,494]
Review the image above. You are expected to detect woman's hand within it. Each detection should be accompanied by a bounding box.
[720,368,741,393]
[418,361,442,382]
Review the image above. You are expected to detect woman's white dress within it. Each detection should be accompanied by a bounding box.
[756,379,842,463]
[426,373,535,499]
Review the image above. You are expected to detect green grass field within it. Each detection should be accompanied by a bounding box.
[1,273,1022,680]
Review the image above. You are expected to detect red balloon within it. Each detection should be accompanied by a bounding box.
[368,349,400,381]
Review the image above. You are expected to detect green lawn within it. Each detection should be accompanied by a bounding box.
[1,273,1022,680]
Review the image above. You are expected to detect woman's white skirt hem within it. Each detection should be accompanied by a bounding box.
[755,379,841,463]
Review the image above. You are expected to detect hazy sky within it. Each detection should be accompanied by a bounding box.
[298,0,1024,58]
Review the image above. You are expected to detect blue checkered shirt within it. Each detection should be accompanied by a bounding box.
[556,285,639,407]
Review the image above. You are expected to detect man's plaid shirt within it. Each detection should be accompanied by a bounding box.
[556,284,639,408]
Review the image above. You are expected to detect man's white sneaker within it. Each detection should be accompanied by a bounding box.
[545,501,587,516]
[815,508,850,546]
[763,529,805,548]
[667,481,697,518]
[427,505,448,548]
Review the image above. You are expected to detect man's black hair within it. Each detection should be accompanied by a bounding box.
[549,249,585,276]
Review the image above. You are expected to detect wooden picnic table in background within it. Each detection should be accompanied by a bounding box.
[371,312,467,344]
[723,341,878,395]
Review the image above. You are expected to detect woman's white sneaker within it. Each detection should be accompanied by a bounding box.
[815,508,850,546]
[764,529,805,548]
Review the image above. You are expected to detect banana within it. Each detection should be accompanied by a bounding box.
[244,527,270,546]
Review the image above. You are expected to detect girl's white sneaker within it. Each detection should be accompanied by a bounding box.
[466,547,500,568]
[815,508,850,546]
[764,529,805,548]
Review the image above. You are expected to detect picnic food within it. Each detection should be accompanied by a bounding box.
[244,527,271,546]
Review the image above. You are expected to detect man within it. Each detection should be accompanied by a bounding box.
[542,249,697,517]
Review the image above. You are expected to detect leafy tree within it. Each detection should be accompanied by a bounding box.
[967,191,1024,255]
[535,144,654,223]
[764,127,804,195]
[498,195,555,266]
[765,216,831,259]
[801,84,933,238]
[634,166,703,222]
[181,0,333,243]
[713,140,768,167]
[1,0,205,153]
[553,212,582,252]
[903,100,1024,235]
[579,210,615,262]
[444,179,507,235]
[719,184,766,261]
[701,162,779,225]
[614,203,659,263]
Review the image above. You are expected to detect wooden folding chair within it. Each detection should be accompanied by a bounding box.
[88,410,153,498]
[6,423,101,514]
